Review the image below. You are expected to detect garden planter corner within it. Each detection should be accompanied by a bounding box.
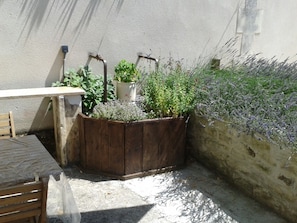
[78,113,187,179]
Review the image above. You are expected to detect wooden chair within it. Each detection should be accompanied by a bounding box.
[0,111,16,139]
[0,179,48,223]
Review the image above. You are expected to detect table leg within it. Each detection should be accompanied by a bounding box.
[52,95,82,166]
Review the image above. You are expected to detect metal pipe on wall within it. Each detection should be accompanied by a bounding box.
[88,54,108,103]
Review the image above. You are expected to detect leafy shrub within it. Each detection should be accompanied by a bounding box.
[194,56,297,149]
[91,58,199,121]
[92,101,147,122]
[114,60,141,82]
[52,66,115,115]
[142,60,199,118]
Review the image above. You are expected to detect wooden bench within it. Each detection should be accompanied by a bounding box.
[0,87,85,166]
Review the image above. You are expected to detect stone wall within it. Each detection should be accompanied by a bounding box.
[187,115,297,223]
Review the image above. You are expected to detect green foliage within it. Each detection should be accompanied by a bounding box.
[91,58,200,121]
[52,66,116,115]
[92,101,147,122]
[142,61,199,118]
[194,56,297,149]
[114,60,141,82]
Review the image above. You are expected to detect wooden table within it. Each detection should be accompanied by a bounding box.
[0,86,85,166]
[0,134,63,188]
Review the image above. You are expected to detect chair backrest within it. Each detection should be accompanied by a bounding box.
[0,111,16,139]
[0,179,48,223]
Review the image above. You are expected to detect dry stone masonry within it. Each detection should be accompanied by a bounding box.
[187,115,297,223]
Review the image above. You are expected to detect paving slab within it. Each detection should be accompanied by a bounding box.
[48,160,289,223]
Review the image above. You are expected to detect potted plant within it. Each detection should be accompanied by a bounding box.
[114,59,141,102]
[78,59,199,179]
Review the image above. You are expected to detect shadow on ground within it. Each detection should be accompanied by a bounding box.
[47,159,288,223]
[124,159,289,223]
[48,204,154,223]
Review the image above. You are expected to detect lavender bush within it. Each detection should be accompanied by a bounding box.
[92,101,147,122]
[194,56,297,150]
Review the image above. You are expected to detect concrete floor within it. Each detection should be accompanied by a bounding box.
[47,159,289,223]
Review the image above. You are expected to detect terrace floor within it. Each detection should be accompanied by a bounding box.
[47,159,288,223]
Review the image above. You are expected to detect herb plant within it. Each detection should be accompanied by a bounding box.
[114,60,141,82]
[142,60,199,118]
[92,101,147,122]
[52,66,115,115]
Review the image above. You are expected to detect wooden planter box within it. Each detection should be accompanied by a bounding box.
[78,113,187,179]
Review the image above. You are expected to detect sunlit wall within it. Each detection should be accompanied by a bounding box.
[0,0,296,132]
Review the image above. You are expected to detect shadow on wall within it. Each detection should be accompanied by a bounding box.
[29,97,53,133]
[46,50,64,86]
[27,49,63,136]
[18,0,125,42]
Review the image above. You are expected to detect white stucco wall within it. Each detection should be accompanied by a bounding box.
[0,0,296,132]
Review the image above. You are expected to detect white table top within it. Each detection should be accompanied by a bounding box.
[0,87,85,99]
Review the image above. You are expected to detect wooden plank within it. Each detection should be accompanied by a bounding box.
[40,178,48,223]
[168,118,186,166]
[0,87,85,99]
[0,201,41,215]
[142,118,186,171]
[0,209,40,222]
[84,118,106,170]
[0,135,10,140]
[143,120,161,171]
[99,120,109,172]
[0,120,10,127]
[0,128,10,135]
[125,123,143,175]
[0,191,42,206]
[9,111,16,138]
[159,118,186,167]
[0,182,42,196]
[156,119,170,168]
[108,122,125,175]
[78,114,86,168]
[0,113,9,119]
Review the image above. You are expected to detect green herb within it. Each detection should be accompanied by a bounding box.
[52,66,115,115]
[114,60,141,82]
[142,59,199,118]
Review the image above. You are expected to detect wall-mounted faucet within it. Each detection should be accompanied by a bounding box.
[136,52,159,71]
[89,53,108,103]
